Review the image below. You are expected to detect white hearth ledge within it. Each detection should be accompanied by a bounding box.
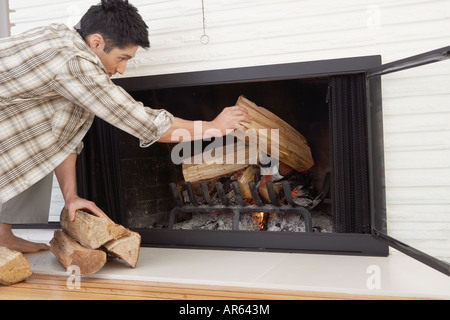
[13,228,450,299]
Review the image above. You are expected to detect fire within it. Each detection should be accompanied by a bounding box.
[252,212,268,230]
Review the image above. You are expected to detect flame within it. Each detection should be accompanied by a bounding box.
[252,212,267,230]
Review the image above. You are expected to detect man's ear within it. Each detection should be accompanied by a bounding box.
[86,34,105,51]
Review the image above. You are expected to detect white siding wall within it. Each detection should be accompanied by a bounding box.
[8,0,450,260]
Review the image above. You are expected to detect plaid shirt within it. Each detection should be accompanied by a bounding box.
[0,24,174,203]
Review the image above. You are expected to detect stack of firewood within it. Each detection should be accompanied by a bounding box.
[50,209,141,275]
[182,96,314,201]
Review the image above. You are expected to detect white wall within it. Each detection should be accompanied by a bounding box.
[0,0,12,37]
[8,0,450,261]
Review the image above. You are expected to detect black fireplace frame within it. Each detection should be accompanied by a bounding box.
[108,55,389,257]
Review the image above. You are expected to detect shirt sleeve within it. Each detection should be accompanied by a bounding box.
[51,56,174,147]
[71,141,84,155]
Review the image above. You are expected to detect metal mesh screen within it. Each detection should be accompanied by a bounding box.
[329,74,371,233]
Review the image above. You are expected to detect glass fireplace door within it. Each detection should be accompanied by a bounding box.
[367,45,450,276]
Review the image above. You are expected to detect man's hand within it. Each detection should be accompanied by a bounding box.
[210,106,252,134]
[64,194,111,222]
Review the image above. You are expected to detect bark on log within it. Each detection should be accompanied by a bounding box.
[60,209,128,250]
[235,95,314,173]
[0,246,33,285]
[50,230,107,276]
[103,231,141,268]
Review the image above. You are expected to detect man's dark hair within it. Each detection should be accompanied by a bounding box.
[76,0,150,52]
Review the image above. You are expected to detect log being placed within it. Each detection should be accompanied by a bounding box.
[0,246,33,285]
[235,95,314,173]
[103,231,141,268]
[50,230,107,276]
[60,209,128,250]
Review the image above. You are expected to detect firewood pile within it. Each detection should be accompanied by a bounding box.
[182,165,315,208]
[170,96,334,232]
[50,209,141,275]
[182,96,314,184]
[181,95,317,208]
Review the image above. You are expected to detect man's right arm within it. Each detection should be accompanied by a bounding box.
[157,106,251,143]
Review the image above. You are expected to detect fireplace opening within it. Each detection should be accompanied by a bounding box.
[120,77,334,231]
[77,56,388,256]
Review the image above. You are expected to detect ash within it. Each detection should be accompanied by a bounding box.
[173,208,333,233]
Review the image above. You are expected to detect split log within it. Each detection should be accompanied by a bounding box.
[237,165,259,199]
[235,95,314,173]
[259,183,283,203]
[0,246,33,285]
[257,174,283,203]
[60,209,128,250]
[103,231,141,268]
[50,230,107,275]
[182,142,258,182]
[190,178,220,197]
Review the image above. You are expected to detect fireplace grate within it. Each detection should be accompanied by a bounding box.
[168,180,319,232]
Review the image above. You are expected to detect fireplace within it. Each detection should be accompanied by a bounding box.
[76,54,390,256]
[75,45,450,274]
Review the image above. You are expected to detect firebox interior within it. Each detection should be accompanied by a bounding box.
[117,77,332,232]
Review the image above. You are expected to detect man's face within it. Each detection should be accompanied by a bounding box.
[88,34,139,77]
[96,44,139,77]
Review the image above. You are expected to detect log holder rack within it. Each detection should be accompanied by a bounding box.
[168,174,331,232]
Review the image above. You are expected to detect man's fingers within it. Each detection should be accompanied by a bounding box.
[232,106,252,124]
[69,209,77,222]
[235,123,247,132]
[66,198,112,222]
[220,106,252,130]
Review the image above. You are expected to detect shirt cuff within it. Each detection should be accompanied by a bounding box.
[139,110,174,148]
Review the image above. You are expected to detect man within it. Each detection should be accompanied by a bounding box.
[0,0,251,253]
